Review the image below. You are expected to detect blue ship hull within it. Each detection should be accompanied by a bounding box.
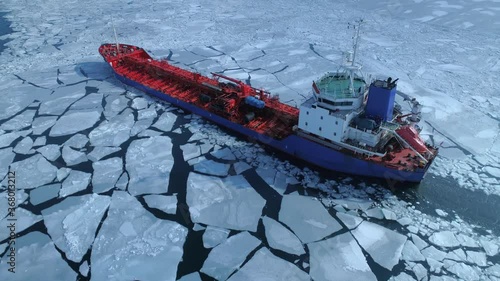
[115,73,429,183]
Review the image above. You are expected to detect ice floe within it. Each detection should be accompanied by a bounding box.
[202,225,230,248]
[92,191,187,281]
[201,231,260,280]
[62,145,88,166]
[33,136,46,147]
[193,159,230,176]
[187,173,265,231]
[421,246,447,261]
[429,230,460,248]
[211,147,236,161]
[59,170,91,197]
[115,172,129,190]
[91,157,123,193]
[130,118,154,136]
[351,221,407,270]
[336,212,363,230]
[152,111,177,132]
[87,146,121,162]
[181,142,202,161]
[131,97,149,110]
[137,107,157,120]
[0,109,36,131]
[233,161,252,174]
[256,167,290,194]
[70,92,103,111]
[49,110,101,137]
[37,144,61,161]
[42,194,110,262]
[0,232,77,280]
[0,131,26,148]
[89,110,135,146]
[57,167,71,181]
[402,240,426,262]
[227,247,309,281]
[443,259,480,281]
[309,232,376,281]
[178,272,202,281]
[38,85,85,115]
[29,183,61,205]
[31,116,57,135]
[279,193,342,243]
[64,133,89,149]
[126,136,174,195]
[143,194,178,215]
[262,216,305,255]
[7,154,57,189]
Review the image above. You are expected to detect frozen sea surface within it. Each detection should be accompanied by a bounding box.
[0,0,499,280]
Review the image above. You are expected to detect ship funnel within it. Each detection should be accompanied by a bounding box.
[365,78,397,122]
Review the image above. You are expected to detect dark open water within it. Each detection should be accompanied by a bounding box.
[0,11,13,53]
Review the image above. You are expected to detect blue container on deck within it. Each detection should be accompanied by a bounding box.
[245,96,265,109]
[365,79,397,121]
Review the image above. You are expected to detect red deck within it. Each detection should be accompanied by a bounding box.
[99,43,299,140]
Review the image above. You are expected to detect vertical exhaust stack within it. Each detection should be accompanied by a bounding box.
[365,78,397,122]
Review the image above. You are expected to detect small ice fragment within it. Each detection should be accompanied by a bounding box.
[480,238,499,256]
[137,107,157,120]
[421,246,447,261]
[115,172,128,190]
[79,261,89,277]
[38,144,61,161]
[64,133,89,149]
[233,161,251,174]
[29,183,61,205]
[202,225,230,248]
[57,167,71,181]
[397,217,412,226]
[427,258,443,273]
[411,234,429,251]
[465,250,487,266]
[178,272,202,281]
[429,230,460,248]
[13,137,34,154]
[143,195,178,215]
[180,143,201,161]
[33,136,46,147]
[411,263,428,281]
[193,159,230,176]
[131,97,148,110]
[130,118,154,136]
[59,170,91,197]
[31,116,57,135]
[62,146,88,166]
[211,147,236,161]
[364,207,385,219]
[87,146,121,162]
[92,157,123,193]
[193,223,206,231]
[152,111,177,132]
[435,209,448,217]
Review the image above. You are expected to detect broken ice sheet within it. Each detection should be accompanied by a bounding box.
[0,109,36,131]
[227,247,309,281]
[59,170,91,197]
[211,147,236,161]
[309,232,377,281]
[126,136,174,195]
[87,146,121,162]
[351,221,407,271]
[0,232,77,280]
[92,191,187,281]
[429,230,460,248]
[41,194,111,262]
[279,193,342,243]
[178,272,202,281]
[201,231,260,280]
[0,208,42,242]
[187,173,265,231]
[29,183,61,205]
[181,142,201,161]
[262,216,305,255]
[62,145,88,166]
[152,111,177,132]
[89,109,135,146]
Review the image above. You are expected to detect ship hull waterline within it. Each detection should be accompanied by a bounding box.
[111,71,430,183]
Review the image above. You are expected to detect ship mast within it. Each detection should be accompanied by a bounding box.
[111,16,120,55]
[345,19,364,96]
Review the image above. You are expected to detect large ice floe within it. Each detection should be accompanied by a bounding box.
[126,136,174,195]
[41,194,110,262]
[262,216,305,255]
[92,191,187,281]
[187,173,266,231]
[309,232,377,281]
[279,193,342,243]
